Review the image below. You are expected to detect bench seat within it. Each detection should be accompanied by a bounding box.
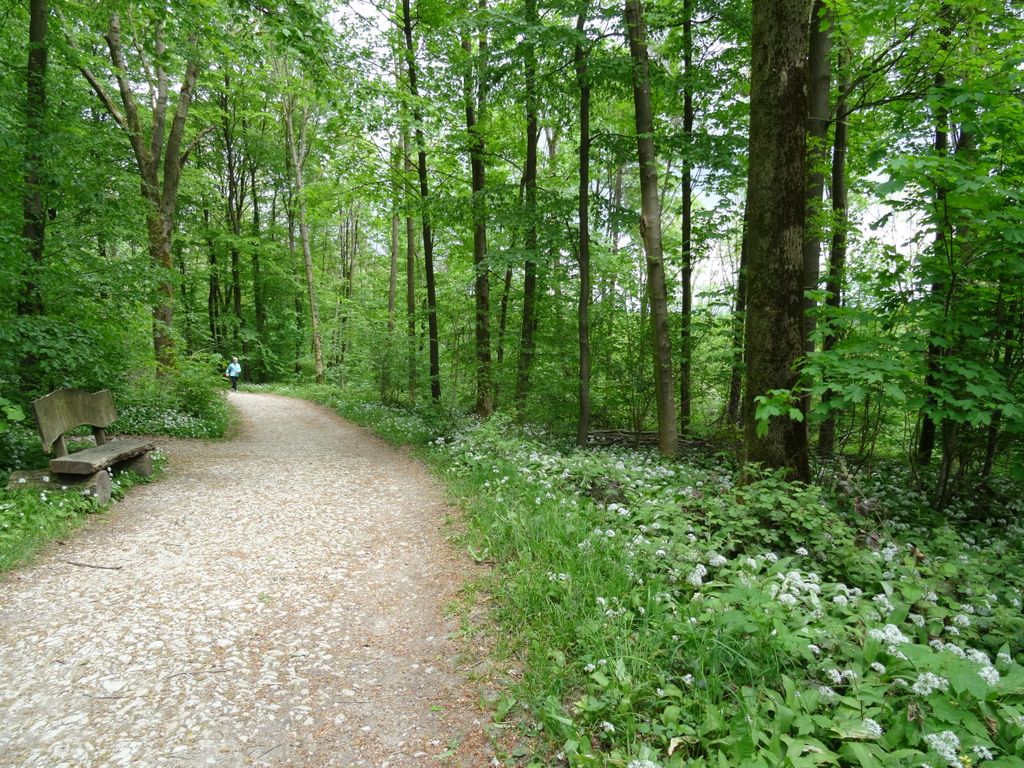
[49,438,156,475]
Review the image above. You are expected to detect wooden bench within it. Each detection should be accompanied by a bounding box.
[5,389,155,504]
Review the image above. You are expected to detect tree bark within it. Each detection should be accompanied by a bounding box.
[401,0,441,402]
[575,7,592,448]
[625,0,678,457]
[741,0,812,481]
[19,0,47,317]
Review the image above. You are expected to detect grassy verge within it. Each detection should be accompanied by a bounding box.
[0,455,165,573]
[267,386,1024,768]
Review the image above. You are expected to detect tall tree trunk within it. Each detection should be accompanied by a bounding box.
[625,0,678,456]
[817,68,848,456]
[917,7,953,466]
[679,0,694,432]
[220,79,245,354]
[401,0,441,402]
[515,0,540,406]
[802,0,832,353]
[204,208,223,348]
[741,0,812,481]
[464,3,493,416]
[78,13,200,367]
[250,164,267,382]
[282,95,325,384]
[726,210,748,425]
[575,7,592,447]
[403,124,418,404]
[19,0,47,317]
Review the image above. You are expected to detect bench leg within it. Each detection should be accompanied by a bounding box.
[6,469,111,505]
[117,452,153,477]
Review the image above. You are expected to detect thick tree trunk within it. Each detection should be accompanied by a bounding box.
[625,0,678,456]
[464,7,493,416]
[741,0,812,481]
[817,72,848,456]
[515,0,540,406]
[402,0,441,402]
[19,0,47,317]
[679,0,694,432]
[575,8,592,448]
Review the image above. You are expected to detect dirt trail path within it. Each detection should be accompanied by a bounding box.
[0,393,494,767]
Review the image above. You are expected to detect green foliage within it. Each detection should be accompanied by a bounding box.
[111,353,231,439]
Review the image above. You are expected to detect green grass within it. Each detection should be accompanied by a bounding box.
[1,455,166,574]
[0,487,105,571]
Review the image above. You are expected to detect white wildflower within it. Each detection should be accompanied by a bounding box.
[923,730,960,768]
[912,672,949,696]
[862,718,883,739]
[972,745,995,761]
[687,564,707,588]
[870,662,886,674]
[868,624,910,646]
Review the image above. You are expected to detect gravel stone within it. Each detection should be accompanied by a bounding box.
[0,393,494,766]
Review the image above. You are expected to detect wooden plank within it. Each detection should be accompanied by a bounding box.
[49,438,154,475]
[31,389,118,453]
[6,469,112,504]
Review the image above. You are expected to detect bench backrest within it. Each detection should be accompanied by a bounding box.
[31,389,118,455]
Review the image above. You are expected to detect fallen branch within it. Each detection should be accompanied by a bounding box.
[64,560,123,571]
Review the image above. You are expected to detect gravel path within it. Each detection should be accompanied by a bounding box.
[0,393,494,767]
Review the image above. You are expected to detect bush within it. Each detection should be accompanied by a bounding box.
[112,353,230,438]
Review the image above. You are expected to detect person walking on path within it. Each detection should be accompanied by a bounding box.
[225,356,241,392]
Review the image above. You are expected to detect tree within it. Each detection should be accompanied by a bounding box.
[624,0,678,457]
[741,0,812,481]
[18,0,47,317]
[463,0,492,416]
[400,0,441,402]
[575,2,592,447]
[281,78,325,384]
[78,10,203,367]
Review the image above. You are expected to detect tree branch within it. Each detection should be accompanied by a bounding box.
[78,65,128,132]
[104,12,153,187]
[179,126,214,169]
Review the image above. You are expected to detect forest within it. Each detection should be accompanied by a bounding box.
[2,0,1024,766]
